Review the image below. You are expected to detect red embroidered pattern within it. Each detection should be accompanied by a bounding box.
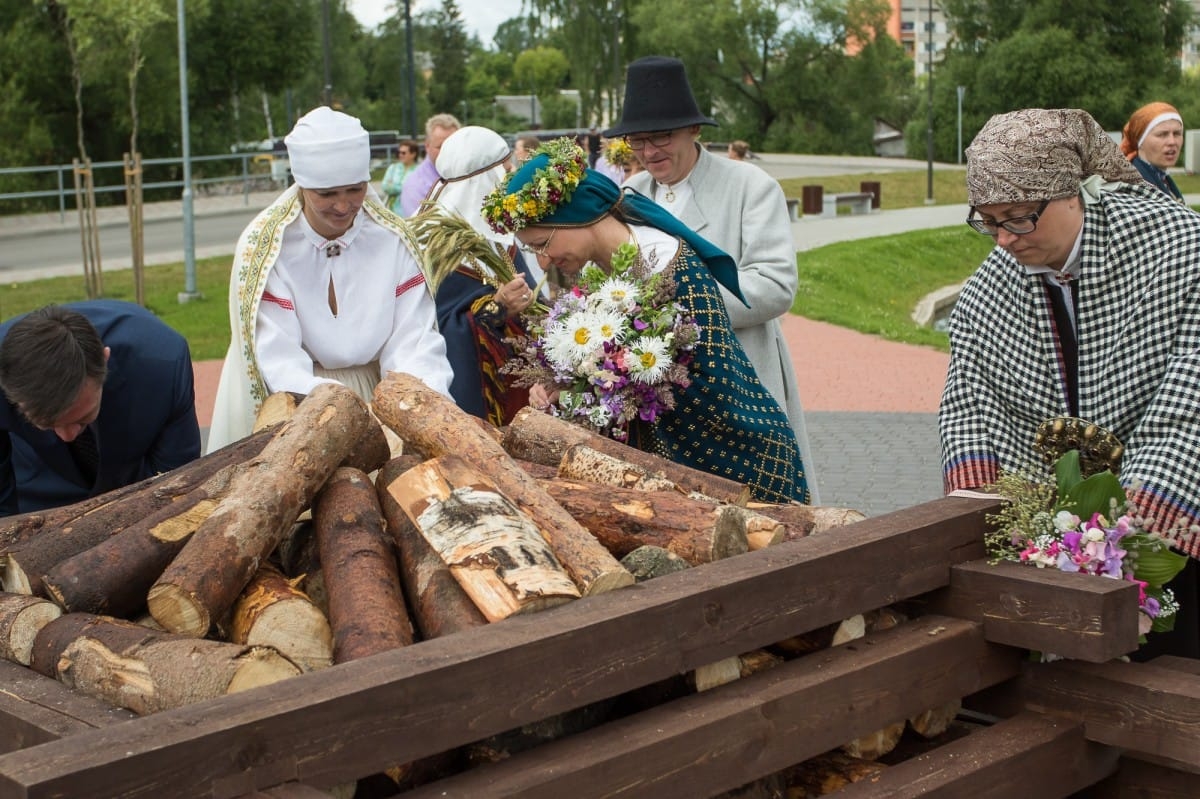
[396,274,426,297]
[262,291,295,311]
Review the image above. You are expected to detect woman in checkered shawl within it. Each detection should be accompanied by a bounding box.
[941,108,1200,657]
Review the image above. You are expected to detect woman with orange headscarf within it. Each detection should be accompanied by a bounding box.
[1120,101,1186,201]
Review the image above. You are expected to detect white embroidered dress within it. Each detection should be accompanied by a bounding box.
[207,185,452,452]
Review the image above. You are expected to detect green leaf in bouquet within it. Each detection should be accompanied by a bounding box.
[1054,449,1083,496]
[1054,468,1125,520]
[1124,532,1189,588]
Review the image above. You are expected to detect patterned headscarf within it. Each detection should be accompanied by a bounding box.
[1120,101,1183,160]
[965,108,1144,206]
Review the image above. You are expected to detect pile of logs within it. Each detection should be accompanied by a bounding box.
[0,373,900,794]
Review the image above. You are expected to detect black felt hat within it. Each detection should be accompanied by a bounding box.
[602,56,717,138]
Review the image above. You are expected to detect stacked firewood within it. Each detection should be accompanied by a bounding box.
[0,373,916,794]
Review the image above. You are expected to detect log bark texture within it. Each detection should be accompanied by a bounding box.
[256,391,392,475]
[148,383,372,637]
[502,406,751,504]
[376,457,488,640]
[536,478,754,564]
[752,504,868,542]
[373,373,632,596]
[389,456,580,621]
[0,426,276,582]
[0,592,63,665]
[30,613,301,715]
[314,467,414,662]
[39,464,238,615]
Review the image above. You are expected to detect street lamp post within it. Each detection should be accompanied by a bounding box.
[176,0,200,303]
[321,0,333,106]
[956,85,965,165]
[403,0,417,138]
[925,0,935,205]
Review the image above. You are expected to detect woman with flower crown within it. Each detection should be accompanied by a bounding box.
[483,139,810,504]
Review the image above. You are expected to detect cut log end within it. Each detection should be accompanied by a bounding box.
[579,570,635,596]
[0,594,63,665]
[146,584,210,638]
[226,646,304,693]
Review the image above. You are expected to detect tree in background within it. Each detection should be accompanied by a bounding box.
[425,0,470,119]
[916,0,1195,162]
[188,0,319,150]
[513,46,571,127]
[525,0,633,124]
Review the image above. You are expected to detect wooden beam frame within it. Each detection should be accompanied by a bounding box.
[398,617,1021,798]
[927,559,1140,662]
[0,498,997,799]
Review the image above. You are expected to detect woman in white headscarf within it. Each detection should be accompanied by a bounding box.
[421,126,540,425]
[206,106,453,452]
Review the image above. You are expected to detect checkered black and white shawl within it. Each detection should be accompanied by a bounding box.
[940,184,1200,553]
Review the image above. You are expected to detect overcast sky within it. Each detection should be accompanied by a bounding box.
[346,0,523,47]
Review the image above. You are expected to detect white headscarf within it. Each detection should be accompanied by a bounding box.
[428,126,511,245]
[285,106,371,189]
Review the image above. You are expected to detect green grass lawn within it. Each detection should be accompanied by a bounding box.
[5,167,1198,359]
[2,256,235,360]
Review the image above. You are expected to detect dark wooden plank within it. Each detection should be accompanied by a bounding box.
[1149,655,1200,677]
[1022,659,1200,768]
[237,785,337,799]
[1075,754,1200,799]
[397,616,1021,799]
[0,497,1000,799]
[0,661,134,754]
[927,560,1140,662]
[835,712,1118,798]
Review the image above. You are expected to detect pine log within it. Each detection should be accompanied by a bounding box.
[840,721,906,761]
[502,406,751,504]
[373,373,632,596]
[148,383,372,637]
[535,477,754,564]
[256,391,392,475]
[388,455,580,621]
[314,467,414,662]
[275,521,331,618]
[376,457,487,640]
[785,751,888,797]
[755,503,868,542]
[908,699,962,739]
[556,445,681,492]
[619,545,691,581]
[30,613,301,715]
[0,593,63,665]
[230,562,333,673]
[0,426,276,574]
[38,463,238,615]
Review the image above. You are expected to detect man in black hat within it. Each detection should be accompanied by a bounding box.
[604,55,820,500]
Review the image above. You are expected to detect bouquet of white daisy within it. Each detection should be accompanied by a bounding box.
[503,242,700,441]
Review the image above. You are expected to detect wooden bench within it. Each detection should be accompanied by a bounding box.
[822,191,874,218]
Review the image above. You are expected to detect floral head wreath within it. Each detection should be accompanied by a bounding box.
[604,137,635,167]
[483,137,587,234]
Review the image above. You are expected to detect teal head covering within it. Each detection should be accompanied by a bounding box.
[491,149,745,305]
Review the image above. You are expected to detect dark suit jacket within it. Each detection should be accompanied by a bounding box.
[0,300,201,515]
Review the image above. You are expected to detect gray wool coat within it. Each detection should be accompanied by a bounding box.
[625,145,820,501]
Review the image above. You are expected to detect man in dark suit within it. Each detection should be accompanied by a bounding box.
[0,300,201,515]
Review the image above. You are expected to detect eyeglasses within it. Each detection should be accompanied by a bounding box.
[518,228,556,258]
[966,200,1050,236]
[625,131,674,151]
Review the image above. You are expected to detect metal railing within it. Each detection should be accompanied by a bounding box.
[0,146,400,222]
